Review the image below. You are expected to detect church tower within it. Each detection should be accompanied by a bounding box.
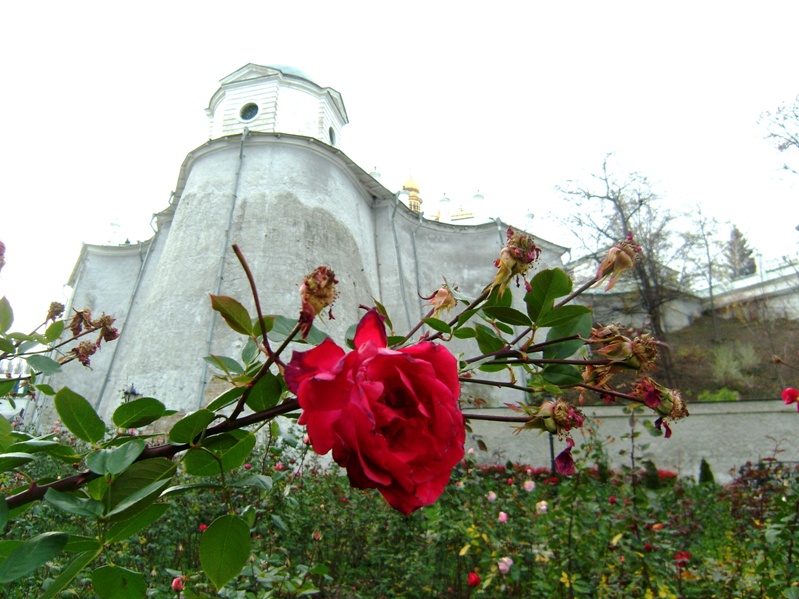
[205,64,348,146]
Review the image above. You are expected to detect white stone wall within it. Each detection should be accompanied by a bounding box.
[465,400,798,483]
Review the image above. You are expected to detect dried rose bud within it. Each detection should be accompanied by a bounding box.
[633,377,688,437]
[46,302,65,323]
[422,287,458,319]
[489,227,541,294]
[68,309,92,337]
[536,398,585,435]
[595,234,642,291]
[71,341,98,367]
[298,266,339,339]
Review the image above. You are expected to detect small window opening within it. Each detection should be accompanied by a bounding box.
[240,103,259,121]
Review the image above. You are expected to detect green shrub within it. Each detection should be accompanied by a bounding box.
[698,387,740,402]
[711,344,758,388]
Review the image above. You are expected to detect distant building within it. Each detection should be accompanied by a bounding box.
[34,64,568,426]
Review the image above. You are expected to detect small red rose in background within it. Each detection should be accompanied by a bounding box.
[171,577,184,591]
[286,308,465,515]
[198,523,207,532]
[782,388,799,409]
[467,572,481,587]
[674,550,691,568]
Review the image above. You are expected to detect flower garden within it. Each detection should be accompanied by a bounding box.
[1,233,799,598]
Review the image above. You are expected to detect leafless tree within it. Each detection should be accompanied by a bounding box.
[762,94,799,176]
[558,156,693,383]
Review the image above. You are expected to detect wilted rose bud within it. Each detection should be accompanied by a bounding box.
[595,234,641,291]
[46,302,65,323]
[298,266,339,339]
[489,228,541,294]
[71,341,98,367]
[423,287,458,319]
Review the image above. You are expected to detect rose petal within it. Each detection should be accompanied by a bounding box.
[353,308,387,349]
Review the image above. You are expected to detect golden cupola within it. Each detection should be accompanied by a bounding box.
[402,176,423,213]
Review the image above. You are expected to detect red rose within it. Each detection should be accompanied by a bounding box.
[286,308,464,514]
[467,571,481,586]
[171,577,184,591]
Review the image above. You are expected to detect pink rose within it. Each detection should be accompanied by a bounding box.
[523,480,535,493]
[498,511,508,523]
[286,309,465,515]
[486,491,498,502]
[497,557,514,574]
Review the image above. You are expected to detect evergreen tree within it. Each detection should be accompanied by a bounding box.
[724,225,756,279]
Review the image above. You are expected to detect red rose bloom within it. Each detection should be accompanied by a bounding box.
[467,571,481,587]
[286,308,465,515]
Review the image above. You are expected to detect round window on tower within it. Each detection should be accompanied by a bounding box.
[239,103,259,121]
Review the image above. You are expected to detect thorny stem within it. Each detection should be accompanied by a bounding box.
[577,383,647,405]
[232,244,274,360]
[397,307,435,346]
[5,398,302,511]
[230,322,302,420]
[460,377,531,393]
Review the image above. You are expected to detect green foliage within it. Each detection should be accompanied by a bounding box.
[711,343,758,388]
[699,458,716,484]
[698,387,740,402]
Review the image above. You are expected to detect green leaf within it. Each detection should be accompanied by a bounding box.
[92,564,148,598]
[241,337,258,364]
[541,363,583,386]
[246,372,282,412]
[54,387,106,443]
[268,315,329,345]
[544,312,593,360]
[200,515,251,591]
[169,409,215,444]
[482,306,532,327]
[0,451,34,472]
[206,386,246,411]
[537,305,591,328]
[0,531,68,582]
[232,474,273,490]
[106,504,170,543]
[86,439,146,476]
[271,514,288,533]
[524,269,573,322]
[40,547,103,599]
[456,308,479,328]
[34,383,57,396]
[209,295,253,336]
[7,439,61,454]
[372,298,394,331]
[0,337,14,354]
[107,458,176,513]
[106,478,172,521]
[422,318,451,335]
[452,327,476,339]
[474,323,505,355]
[252,315,274,339]
[44,320,65,343]
[204,354,244,375]
[0,297,13,333]
[112,397,166,429]
[44,488,104,517]
[184,431,256,476]
[63,535,102,554]
[0,379,16,400]
[0,495,7,530]
[484,287,512,308]
[25,354,62,376]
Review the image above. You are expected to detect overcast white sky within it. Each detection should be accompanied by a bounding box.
[1,1,798,331]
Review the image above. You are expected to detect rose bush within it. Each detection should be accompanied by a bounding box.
[285,308,465,514]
